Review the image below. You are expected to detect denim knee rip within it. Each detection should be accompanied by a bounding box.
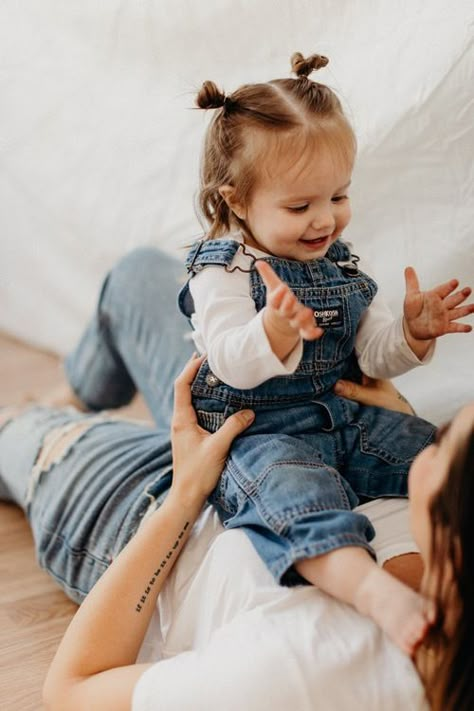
[25,414,110,507]
[0,406,28,435]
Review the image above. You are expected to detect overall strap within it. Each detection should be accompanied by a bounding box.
[326,239,361,276]
[179,238,242,318]
[326,239,352,262]
[185,239,241,274]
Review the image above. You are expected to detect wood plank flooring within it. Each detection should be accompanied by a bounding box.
[0,332,150,710]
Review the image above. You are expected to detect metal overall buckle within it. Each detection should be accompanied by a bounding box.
[337,253,360,277]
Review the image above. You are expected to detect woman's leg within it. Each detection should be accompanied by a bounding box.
[0,405,174,603]
[64,247,194,430]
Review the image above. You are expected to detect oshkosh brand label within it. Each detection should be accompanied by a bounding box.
[313,306,343,328]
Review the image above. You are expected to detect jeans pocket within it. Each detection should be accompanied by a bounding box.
[209,467,242,517]
[356,412,435,466]
[196,409,226,433]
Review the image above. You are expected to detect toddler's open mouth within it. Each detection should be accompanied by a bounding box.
[299,235,331,250]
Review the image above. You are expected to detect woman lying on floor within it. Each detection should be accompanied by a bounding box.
[0,248,472,710]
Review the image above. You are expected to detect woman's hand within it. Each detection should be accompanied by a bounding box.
[170,354,255,505]
[334,375,415,416]
[402,267,474,359]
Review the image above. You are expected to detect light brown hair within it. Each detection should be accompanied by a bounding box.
[195,52,356,239]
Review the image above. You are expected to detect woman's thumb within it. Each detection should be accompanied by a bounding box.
[217,409,255,443]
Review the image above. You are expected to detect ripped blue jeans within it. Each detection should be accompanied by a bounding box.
[0,248,193,603]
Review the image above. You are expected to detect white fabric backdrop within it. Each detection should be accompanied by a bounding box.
[1,0,473,422]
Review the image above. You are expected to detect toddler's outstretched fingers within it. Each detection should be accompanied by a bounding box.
[290,306,322,339]
[266,283,287,310]
[255,260,282,292]
[404,266,420,295]
[444,286,472,310]
[434,277,459,299]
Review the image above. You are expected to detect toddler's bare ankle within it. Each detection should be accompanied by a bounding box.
[353,568,432,656]
[353,567,381,618]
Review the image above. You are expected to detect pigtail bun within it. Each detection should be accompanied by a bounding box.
[291,52,329,78]
[196,80,227,109]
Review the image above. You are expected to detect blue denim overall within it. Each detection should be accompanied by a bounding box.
[179,238,436,584]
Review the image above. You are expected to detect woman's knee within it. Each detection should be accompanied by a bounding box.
[102,246,185,316]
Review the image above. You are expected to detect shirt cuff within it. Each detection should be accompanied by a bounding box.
[396,316,436,365]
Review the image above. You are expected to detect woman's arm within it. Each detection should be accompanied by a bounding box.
[43,355,255,711]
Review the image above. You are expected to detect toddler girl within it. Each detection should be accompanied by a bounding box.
[178,52,474,655]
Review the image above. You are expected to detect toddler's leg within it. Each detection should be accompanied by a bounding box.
[340,401,436,499]
[63,247,193,430]
[295,547,433,656]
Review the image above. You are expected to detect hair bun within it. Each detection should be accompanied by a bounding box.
[291,52,329,78]
[196,80,227,109]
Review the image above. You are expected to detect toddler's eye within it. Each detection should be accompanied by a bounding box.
[332,195,348,203]
[287,205,309,213]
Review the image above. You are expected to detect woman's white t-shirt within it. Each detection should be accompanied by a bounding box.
[132,499,428,711]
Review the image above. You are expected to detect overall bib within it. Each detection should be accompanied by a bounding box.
[179,238,435,584]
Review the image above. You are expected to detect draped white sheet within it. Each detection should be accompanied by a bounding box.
[1,0,473,422]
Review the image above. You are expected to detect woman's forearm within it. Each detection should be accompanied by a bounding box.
[43,353,254,710]
[44,488,204,703]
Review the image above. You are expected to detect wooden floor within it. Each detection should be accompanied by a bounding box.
[0,332,150,710]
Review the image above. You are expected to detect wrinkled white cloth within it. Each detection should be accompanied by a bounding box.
[189,235,434,389]
[132,498,428,711]
[1,2,472,423]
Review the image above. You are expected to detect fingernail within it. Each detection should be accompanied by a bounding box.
[243,410,255,423]
[334,382,343,395]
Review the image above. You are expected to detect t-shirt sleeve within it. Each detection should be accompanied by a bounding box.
[189,263,303,389]
[355,258,435,379]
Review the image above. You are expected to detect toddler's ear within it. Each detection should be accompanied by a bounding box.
[218,184,246,219]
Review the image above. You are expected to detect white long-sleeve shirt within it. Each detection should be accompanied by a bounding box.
[188,235,434,390]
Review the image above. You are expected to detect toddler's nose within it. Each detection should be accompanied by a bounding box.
[310,209,336,236]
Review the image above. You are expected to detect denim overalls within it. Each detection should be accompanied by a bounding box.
[179,238,436,584]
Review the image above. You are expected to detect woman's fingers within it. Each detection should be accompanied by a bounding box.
[334,378,415,415]
[212,409,255,452]
[172,353,205,428]
[334,379,381,405]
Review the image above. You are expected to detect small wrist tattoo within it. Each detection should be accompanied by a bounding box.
[135,521,189,613]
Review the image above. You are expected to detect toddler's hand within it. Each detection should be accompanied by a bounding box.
[256,260,323,341]
[403,267,474,347]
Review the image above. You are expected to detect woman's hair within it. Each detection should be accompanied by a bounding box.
[195,52,356,238]
[422,419,474,710]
